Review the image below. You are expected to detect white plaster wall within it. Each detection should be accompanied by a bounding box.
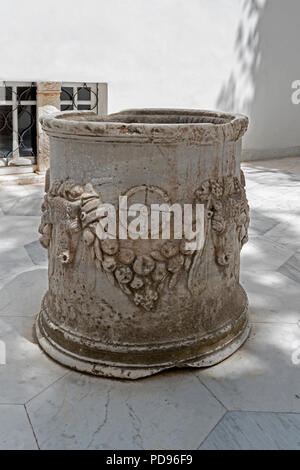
[217,0,300,158]
[1,0,299,157]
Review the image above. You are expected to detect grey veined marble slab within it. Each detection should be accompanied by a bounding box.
[0,245,34,289]
[0,316,68,404]
[240,235,293,273]
[26,370,226,450]
[279,252,300,285]
[0,268,47,317]
[248,209,279,236]
[0,405,37,450]
[25,240,48,266]
[264,222,300,252]
[200,411,300,450]
[240,270,300,324]
[0,193,43,216]
[0,215,40,249]
[197,323,300,413]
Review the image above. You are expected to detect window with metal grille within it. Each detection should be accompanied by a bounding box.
[0,82,37,167]
[0,81,107,169]
[60,83,98,112]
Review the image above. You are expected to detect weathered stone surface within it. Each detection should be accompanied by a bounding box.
[36,83,61,173]
[36,109,250,379]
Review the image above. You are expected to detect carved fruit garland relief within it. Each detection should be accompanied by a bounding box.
[39,172,249,311]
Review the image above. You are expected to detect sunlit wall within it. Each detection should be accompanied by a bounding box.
[1,0,299,157]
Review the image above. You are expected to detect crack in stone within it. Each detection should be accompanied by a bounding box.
[86,387,112,449]
[126,401,144,450]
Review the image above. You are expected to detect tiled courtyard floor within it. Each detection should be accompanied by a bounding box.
[0,157,299,450]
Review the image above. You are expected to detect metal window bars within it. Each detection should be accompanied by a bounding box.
[0,81,37,167]
[60,83,98,112]
[0,81,107,169]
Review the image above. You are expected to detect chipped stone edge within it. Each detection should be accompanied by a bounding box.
[35,312,250,380]
[40,109,249,144]
[185,321,251,368]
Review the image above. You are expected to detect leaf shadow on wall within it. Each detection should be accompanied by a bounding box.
[216,0,300,151]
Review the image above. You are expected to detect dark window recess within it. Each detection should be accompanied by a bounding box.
[17,86,36,101]
[0,87,12,101]
[60,87,73,101]
[0,106,12,158]
[77,87,91,101]
[77,104,91,110]
[60,104,73,111]
[18,105,36,157]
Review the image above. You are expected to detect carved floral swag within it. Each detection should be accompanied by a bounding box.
[39,172,249,311]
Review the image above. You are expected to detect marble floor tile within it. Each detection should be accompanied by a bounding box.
[0,215,40,249]
[0,185,44,217]
[0,268,47,317]
[243,157,300,177]
[240,236,294,272]
[26,371,225,450]
[264,222,300,252]
[24,240,48,266]
[197,323,300,413]
[247,193,299,215]
[200,411,300,450]
[242,171,300,215]
[243,163,300,184]
[248,209,279,236]
[246,171,299,188]
[279,252,300,284]
[241,270,300,324]
[0,316,68,404]
[0,185,32,205]
[1,194,43,217]
[0,405,37,450]
[0,245,34,289]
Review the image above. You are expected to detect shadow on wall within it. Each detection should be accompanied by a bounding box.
[216,0,300,155]
[217,0,264,115]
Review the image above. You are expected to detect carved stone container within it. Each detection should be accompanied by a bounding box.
[36,109,250,379]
